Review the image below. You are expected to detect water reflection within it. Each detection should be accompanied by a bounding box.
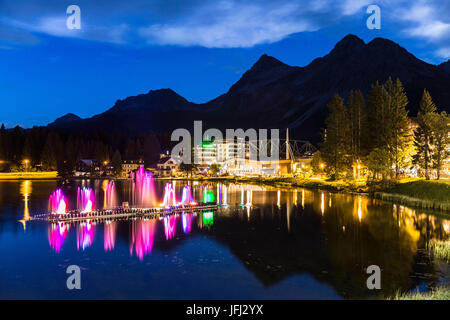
[77,222,95,250]
[48,223,68,253]
[19,180,31,230]
[104,221,116,251]
[130,219,156,260]
[32,180,449,298]
[182,213,193,234]
[164,215,177,240]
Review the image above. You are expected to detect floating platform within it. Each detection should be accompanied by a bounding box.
[32,204,218,223]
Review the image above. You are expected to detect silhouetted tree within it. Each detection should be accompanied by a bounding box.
[413,90,436,180]
[431,111,449,180]
[320,94,351,179]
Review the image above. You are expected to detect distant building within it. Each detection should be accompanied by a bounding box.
[193,138,268,175]
[152,154,179,177]
[74,159,100,177]
[122,159,144,178]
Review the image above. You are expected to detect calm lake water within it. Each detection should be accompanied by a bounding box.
[0,179,448,299]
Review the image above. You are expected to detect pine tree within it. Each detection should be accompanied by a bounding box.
[385,78,411,178]
[22,134,33,165]
[367,81,392,153]
[413,90,437,180]
[41,132,62,171]
[431,111,449,180]
[347,90,367,163]
[111,150,122,177]
[320,94,351,180]
[0,124,6,161]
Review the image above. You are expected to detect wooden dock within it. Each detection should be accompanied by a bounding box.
[32,204,218,223]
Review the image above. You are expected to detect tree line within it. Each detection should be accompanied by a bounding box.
[317,77,449,180]
[0,126,168,177]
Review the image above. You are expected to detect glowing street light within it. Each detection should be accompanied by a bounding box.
[24,159,29,172]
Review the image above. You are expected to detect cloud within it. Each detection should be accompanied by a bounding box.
[395,0,450,58]
[0,0,448,56]
[436,47,450,59]
[139,2,319,48]
[341,0,374,15]
[2,16,130,44]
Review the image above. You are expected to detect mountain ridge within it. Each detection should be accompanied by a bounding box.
[49,34,450,142]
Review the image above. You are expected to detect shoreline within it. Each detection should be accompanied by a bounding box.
[0,172,58,180]
[2,173,448,213]
[163,176,450,213]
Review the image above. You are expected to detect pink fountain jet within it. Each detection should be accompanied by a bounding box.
[132,167,157,208]
[77,187,95,213]
[181,185,196,205]
[48,189,68,214]
[104,181,117,209]
[161,183,177,206]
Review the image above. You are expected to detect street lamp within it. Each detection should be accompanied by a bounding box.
[24,159,29,172]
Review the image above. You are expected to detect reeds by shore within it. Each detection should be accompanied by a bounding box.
[374,192,450,211]
[391,286,450,300]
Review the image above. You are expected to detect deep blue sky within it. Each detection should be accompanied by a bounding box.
[1,0,449,128]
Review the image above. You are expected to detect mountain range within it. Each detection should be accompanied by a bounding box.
[49,34,450,142]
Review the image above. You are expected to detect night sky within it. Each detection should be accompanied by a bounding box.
[1,0,449,127]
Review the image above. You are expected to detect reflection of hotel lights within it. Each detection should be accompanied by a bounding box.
[19,180,31,230]
[301,189,305,209]
[321,193,324,215]
[358,197,362,222]
[245,190,252,207]
[223,185,228,205]
[277,190,281,208]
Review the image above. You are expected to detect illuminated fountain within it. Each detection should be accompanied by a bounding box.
[77,222,95,250]
[182,213,193,234]
[48,189,68,214]
[202,187,215,204]
[181,185,196,205]
[48,223,68,252]
[104,221,116,251]
[104,181,117,209]
[162,183,177,206]
[77,187,95,213]
[164,215,177,240]
[132,167,156,207]
[130,219,156,260]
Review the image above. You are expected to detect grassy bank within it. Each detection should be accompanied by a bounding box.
[173,176,450,212]
[391,286,450,300]
[375,180,450,211]
[431,240,450,263]
[0,171,58,180]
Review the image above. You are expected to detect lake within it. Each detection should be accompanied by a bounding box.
[0,179,448,299]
